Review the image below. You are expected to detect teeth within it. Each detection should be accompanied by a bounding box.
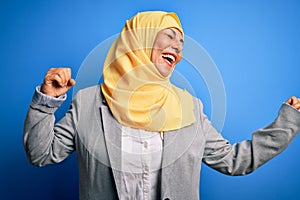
[162,54,175,62]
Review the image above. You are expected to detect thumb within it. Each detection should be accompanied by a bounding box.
[67,78,76,88]
[286,97,292,105]
[286,96,298,106]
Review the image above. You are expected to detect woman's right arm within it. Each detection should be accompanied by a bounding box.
[23,68,77,166]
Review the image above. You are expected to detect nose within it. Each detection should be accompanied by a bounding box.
[172,37,183,54]
[172,46,180,54]
[172,42,182,54]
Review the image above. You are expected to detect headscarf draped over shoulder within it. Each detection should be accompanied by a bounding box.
[101,11,195,131]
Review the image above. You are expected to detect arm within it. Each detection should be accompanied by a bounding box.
[201,101,300,176]
[23,68,77,166]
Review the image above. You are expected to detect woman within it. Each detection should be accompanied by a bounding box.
[24,11,300,200]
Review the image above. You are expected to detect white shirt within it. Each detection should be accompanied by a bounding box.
[120,125,163,200]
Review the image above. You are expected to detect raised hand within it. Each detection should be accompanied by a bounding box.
[286,96,300,111]
[41,68,76,97]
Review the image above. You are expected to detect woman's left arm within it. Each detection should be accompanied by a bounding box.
[202,96,300,176]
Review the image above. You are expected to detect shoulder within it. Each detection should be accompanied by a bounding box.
[75,85,100,95]
[73,85,102,99]
[192,96,204,109]
[72,85,104,105]
[172,85,205,114]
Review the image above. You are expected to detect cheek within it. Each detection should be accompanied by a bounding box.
[150,49,161,63]
[153,35,169,50]
[176,55,182,64]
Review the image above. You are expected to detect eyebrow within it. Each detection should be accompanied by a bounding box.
[170,29,184,44]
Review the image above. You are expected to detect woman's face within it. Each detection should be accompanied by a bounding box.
[150,28,183,77]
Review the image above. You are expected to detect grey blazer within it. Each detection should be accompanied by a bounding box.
[24,85,300,200]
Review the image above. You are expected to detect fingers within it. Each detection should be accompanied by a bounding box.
[41,67,76,97]
[56,70,67,87]
[294,103,300,110]
[44,68,71,87]
[293,98,300,110]
[44,68,73,86]
[286,96,300,111]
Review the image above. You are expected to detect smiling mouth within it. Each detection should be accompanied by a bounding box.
[162,53,176,67]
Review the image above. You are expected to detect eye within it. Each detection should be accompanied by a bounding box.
[167,34,174,40]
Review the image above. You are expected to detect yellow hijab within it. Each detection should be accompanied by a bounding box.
[101,11,195,131]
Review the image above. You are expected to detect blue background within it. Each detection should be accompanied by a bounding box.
[1,0,300,199]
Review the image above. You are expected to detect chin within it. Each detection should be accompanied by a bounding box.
[161,70,172,77]
[154,63,172,77]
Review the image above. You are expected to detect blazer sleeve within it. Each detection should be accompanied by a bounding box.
[201,101,300,176]
[23,88,81,166]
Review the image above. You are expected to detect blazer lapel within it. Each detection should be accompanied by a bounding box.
[160,129,179,197]
[161,123,198,197]
[100,105,123,198]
